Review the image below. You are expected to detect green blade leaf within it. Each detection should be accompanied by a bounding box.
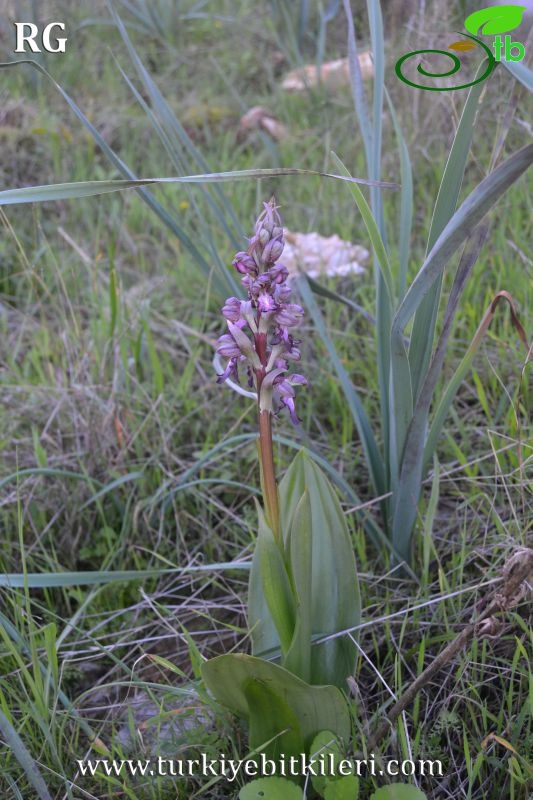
[502,58,533,92]
[0,709,53,800]
[390,227,489,560]
[0,562,250,589]
[393,142,533,338]
[390,143,533,563]
[0,169,396,207]
[109,4,243,249]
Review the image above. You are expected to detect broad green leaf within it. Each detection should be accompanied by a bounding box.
[464,5,526,35]
[201,654,351,753]
[239,777,303,799]
[370,785,427,800]
[324,775,360,800]
[248,544,280,661]
[278,451,360,687]
[244,679,303,760]
[284,492,313,682]
[256,507,297,654]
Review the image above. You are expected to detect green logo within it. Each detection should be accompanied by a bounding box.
[395,4,527,91]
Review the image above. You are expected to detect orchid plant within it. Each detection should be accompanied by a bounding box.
[201,200,362,795]
[216,199,307,540]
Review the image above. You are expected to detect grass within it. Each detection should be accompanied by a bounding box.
[0,1,531,798]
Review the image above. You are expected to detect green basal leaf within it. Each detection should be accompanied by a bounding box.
[278,451,360,688]
[309,730,345,796]
[239,777,303,799]
[201,654,351,758]
[324,775,360,800]
[244,679,303,761]
[370,785,428,800]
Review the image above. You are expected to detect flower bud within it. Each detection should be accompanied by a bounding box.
[233,252,257,275]
[262,236,284,265]
[222,297,243,322]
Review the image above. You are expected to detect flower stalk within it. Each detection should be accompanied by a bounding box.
[216,198,306,544]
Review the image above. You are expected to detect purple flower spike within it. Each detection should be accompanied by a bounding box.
[217,198,306,425]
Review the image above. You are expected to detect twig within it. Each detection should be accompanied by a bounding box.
[368,548,533,751]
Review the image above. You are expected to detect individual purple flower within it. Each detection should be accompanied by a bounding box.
[216,198,306,426]
[257,292,277,314]
[216,333,242,359]
[275,303,304,327]
[275,374,308,425]
[221,297,243,322]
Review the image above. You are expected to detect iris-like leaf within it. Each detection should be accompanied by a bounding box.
[391,143,533,563]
